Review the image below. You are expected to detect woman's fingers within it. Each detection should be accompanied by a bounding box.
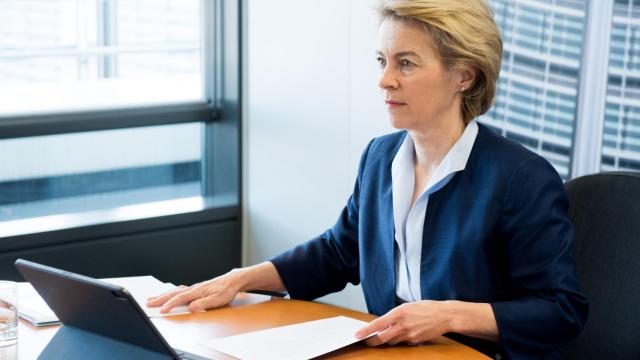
[386,334,422,346]
[363,324,402,347]
[355,311,397,339]
[188,291,232,312]
[147,273,241,313]
[159,286,205,313]
[146,285,188,307]
[386,334,405,346]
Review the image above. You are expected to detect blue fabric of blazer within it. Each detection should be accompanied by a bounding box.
[271,123,588,359]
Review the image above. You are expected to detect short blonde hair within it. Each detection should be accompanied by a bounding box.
[379,0,503,124]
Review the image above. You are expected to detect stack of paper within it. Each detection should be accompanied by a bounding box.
[18,275,189,327]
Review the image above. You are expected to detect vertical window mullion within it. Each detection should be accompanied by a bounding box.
[571,0,614,177]
[97,0,117,78]
[202,0,218,197]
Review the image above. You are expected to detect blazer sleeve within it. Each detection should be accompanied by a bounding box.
[491,156,589,359]
[269,139,374,300]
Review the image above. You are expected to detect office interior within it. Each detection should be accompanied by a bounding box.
[1,0,639,340]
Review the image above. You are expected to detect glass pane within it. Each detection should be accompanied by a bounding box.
[482,0,587,180]
[0,0,203,116]
[601,1,640,172]
[0,123,202,221]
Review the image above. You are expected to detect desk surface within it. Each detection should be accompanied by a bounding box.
[19,292,489,359]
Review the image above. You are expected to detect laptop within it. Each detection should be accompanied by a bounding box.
[15,259,210,360]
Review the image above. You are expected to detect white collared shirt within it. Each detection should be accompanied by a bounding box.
[391,121,478,302]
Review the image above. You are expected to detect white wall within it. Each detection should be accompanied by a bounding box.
[243,0,394,312]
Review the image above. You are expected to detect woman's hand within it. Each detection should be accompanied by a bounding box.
[355,300,499,346]
[146,261,286,314]
[355,300,453,346]
[146,271,242,313]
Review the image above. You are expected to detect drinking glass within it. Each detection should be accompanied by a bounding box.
[0,282,17,347]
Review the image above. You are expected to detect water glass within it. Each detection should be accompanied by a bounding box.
[0,282,17,347]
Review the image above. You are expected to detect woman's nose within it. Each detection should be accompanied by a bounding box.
[378,67,399,90]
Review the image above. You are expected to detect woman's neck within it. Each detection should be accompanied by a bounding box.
[409,114,466,172]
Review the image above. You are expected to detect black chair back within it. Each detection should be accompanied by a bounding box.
[561,172,640,359]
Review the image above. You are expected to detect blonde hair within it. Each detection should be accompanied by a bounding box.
[379,0,503,124]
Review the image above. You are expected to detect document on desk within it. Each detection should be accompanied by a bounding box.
[102,276,190,317]
[17,282,60,326]
[200,316,372,360]
[18,275,189,326]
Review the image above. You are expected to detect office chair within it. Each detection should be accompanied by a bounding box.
[561,172,640,360]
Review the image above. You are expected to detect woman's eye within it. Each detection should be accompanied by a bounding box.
[376,57,386,67]
[400,59,414,68]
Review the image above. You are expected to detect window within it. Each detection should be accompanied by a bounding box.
[0,0,203,115]
[0,124,201,221]
[486,0,640,179]
[0,0,240,241]
[483,0,587,179]
[601,0,640,172]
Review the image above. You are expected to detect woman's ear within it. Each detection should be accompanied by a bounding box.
[458,68,476,92]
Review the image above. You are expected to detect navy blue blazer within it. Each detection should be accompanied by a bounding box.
[271,123,588,359]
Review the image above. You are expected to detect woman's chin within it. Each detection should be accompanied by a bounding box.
[388,117,410,130]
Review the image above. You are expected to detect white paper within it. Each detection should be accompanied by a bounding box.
[18,275,189,326]
[18,282,59,326]
[200,316,371,360]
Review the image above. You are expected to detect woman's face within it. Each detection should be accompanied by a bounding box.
[377,18,465,131]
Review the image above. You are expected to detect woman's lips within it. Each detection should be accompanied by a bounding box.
[385,100,406,108]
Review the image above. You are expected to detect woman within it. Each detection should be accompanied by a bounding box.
[148,0,588,358]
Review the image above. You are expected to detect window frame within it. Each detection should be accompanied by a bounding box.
[0,0,241,251]
[571,0,613,177]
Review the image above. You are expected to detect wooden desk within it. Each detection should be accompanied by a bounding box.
[18,293,489,359]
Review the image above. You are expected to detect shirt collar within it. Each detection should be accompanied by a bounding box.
[438,119,478,175]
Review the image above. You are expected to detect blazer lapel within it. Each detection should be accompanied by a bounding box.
[377,133,405,314]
